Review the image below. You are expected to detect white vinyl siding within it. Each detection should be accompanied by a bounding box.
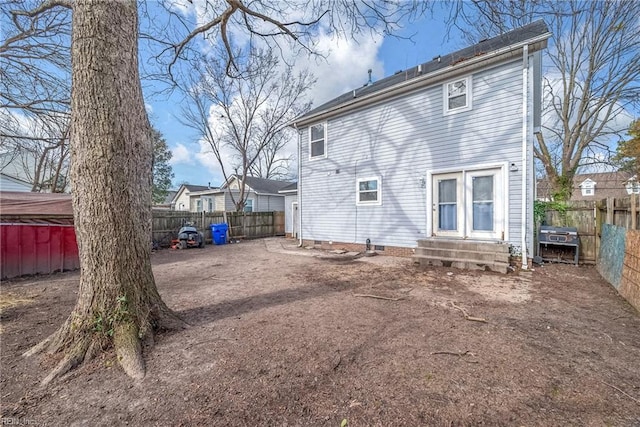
[299,58,534,255]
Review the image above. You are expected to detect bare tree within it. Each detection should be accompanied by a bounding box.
[9,0,428,384]
[181,48,313,211]
[1,0,71,192]
[444,0,640,200]
[0,110,71,192]
[14,0,185,386]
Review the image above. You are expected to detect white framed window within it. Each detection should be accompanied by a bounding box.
[356,177,381,206]
[309,123,327,159]
[443,76,472,114]
[244,198,254,212]
[580,178,596,197]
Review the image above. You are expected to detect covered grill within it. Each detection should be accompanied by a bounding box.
[538,225,580,265]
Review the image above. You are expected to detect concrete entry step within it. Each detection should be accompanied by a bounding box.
[413,238,512,274]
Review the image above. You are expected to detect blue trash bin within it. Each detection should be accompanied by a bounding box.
[210,223,228,245]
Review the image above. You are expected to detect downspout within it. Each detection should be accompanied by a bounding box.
[354,159,359,243]
[521,45,529,269]
[294,123,303,247]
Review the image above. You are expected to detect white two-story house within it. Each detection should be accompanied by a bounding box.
[291,21,551,272]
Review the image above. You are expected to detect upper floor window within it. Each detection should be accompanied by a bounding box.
[309,123,327,159]
[579,178,596,197]
[357,177,382,206]
[444,76,472,114]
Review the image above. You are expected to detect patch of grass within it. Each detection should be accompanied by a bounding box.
[0,294,34,313]
[0,294,35,334]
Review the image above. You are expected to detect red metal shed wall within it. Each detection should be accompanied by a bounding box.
[1,224,80,279]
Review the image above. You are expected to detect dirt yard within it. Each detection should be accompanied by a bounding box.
[1,237,639,426]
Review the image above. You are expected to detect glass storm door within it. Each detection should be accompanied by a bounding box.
[466,169,502,239]
[433,173,463,237]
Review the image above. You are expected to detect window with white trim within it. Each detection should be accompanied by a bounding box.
[444,76,472,114]
[309,123,327,159]
[244,199,254,212]
[580,179,596,197]
[357,177,381,205]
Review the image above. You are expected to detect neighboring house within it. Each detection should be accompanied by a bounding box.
[290,21,551,271]
[171,184,210,211]
[0,173,32,192]
[218,175,293,212]
[278,182,298,238]
[179,175,293,213]
[153,190,178,210]
[188,186,220,212]
[536,171,636,201]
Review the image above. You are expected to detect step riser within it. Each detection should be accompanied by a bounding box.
[415,247,510,263]
[417,239,510,253]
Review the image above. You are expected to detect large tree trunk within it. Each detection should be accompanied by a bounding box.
[25,0,185,385]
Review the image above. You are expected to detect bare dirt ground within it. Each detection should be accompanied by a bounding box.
[1,237,640,426]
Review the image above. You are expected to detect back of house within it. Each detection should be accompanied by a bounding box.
[291,21,551,270]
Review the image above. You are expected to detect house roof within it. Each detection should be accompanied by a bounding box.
[536,171,634,201]
[160,190,177,205]
[1,172,31,185]
[223,175,295,195]
[170,184,211,204]
[278,182,298,193]
[293,20,550,126]
[182,184,210,192]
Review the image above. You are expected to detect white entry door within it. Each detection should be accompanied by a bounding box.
[432,168,503,239]
[433,173,463,237]
[292,202,299,238]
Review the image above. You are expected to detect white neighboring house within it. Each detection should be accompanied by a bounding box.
[290,21,551,271]
[171,184,211,211]
[178,175,294,213]
[0,173,32,192]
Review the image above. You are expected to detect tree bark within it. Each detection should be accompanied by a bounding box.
[24,0,185,385]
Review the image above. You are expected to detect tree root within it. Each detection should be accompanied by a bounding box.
[41,339,90,387]
[114,322,145,380]
[24,296,186,385]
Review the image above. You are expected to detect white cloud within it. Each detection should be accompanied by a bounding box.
[293,31,385,107]
[169,143,191,165]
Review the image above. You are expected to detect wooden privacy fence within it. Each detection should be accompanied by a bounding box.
[541,195,639,264]
[151,210,285,246]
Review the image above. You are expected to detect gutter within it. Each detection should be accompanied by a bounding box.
[292,33,551,128]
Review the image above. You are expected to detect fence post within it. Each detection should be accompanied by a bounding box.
[606,197,614,225]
